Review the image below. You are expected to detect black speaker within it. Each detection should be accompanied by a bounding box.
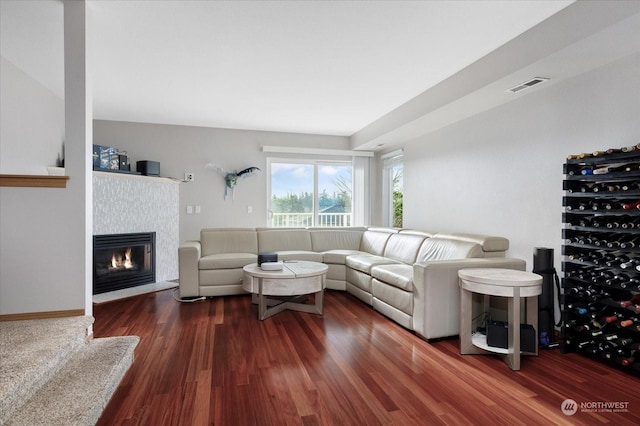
[136,160,160,176]
[258,252,277,266]
[486,321,536,353]
[534,247,556,346]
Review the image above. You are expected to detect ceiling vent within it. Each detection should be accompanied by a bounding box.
[507,77,549,93]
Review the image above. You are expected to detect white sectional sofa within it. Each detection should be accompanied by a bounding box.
[178,227,525,340]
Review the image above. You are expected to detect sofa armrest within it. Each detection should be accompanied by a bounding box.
[412,257,527,341]
[178,241,202,298]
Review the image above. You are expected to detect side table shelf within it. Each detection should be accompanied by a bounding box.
[471,333,509,355]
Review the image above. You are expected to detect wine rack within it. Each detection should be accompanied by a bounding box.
[561,146,640,375]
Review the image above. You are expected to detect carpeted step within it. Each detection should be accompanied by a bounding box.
[5,335,139,426]
[0,316,94,424]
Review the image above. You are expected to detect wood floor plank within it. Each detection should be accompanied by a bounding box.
[94,289,640,425]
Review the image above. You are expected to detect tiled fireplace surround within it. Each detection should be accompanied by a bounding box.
[93,172,179,284]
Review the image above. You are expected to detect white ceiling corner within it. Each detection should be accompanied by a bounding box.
[8,0,633,150]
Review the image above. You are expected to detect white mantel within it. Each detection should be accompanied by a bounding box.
[93,171,179,282]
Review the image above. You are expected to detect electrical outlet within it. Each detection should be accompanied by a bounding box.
[184,172,194,182]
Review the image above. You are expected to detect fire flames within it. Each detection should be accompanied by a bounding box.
[110,247,134,270]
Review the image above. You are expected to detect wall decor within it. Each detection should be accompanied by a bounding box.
[205,163,260,199]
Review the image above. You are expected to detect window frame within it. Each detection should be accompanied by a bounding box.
[381,150,403,228]
[267,157,355,228]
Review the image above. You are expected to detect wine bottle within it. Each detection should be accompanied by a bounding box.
[579,217,594,227]
[605,218,621,229]
[607,163,633,173]
[576,339,596,349]
[568,166,593,176]
[622,200,640,210]
[602,200,623,210]
[619,294,640,308]
[620,317,640,328]
[620,216,639,229]
[620,238,640,250]
[620,257,640,269]
[619,352,637,367]
[620,182,640,191]
[580,183,595,192]
[592,252,615,266]
[567,302,595,315]
[603,251,627,265]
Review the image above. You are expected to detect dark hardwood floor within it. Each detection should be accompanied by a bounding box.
[93,289,640,425]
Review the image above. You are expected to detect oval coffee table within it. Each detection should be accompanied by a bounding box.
[242,261,328,320]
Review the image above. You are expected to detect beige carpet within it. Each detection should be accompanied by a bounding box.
[0,316,138,425]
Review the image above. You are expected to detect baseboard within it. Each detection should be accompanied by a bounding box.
[0,309,85,322]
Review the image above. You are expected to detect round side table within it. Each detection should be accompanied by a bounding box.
[458,268,542,371]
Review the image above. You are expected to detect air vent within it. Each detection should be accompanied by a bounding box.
[507,77,549,93]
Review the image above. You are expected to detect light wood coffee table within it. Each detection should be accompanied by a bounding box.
[242,261,328,320]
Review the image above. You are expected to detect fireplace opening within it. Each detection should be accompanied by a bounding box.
[93,232,156,294]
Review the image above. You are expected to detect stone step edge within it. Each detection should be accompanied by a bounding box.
[0,316,94,424]
[6,336,139,426]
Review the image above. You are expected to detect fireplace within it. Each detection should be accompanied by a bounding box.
[93,232,156,294]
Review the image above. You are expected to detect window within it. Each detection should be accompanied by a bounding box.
[382,150,403,228]
[268,160,353,227]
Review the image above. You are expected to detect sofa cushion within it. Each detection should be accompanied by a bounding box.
[199,253,257,270]
[275,251,323,262]
[432,232,509,254]
[359,228,396,255]
[372,279,413,316]
[346,254,400,274]
[322,249,366,264]
[310,228,365,252]
[383,233,428,264]
[370,264,414,291]
[200,228,257,257]
[416,237,484,262]
[257,229,313,252]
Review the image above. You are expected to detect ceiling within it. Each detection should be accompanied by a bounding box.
[1,1,638,151]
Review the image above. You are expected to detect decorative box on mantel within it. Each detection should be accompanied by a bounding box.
[93,171,179,285]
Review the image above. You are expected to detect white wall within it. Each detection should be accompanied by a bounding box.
[0,56,64,174]
[93,120,351,242]
[402,53,640,271]
[0,55,72,315]
[0,3,91,317]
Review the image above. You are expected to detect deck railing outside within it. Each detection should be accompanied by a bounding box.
[271,212,352,228]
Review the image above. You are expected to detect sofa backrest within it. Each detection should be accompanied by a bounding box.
[416,236,484,262]
[200,228,258,256]
[383,233,429,264]
[398,229,435,238]
[432,232,509,257]
[360,228,397,256]
[309,227,366,252]
[257,228,313,252]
